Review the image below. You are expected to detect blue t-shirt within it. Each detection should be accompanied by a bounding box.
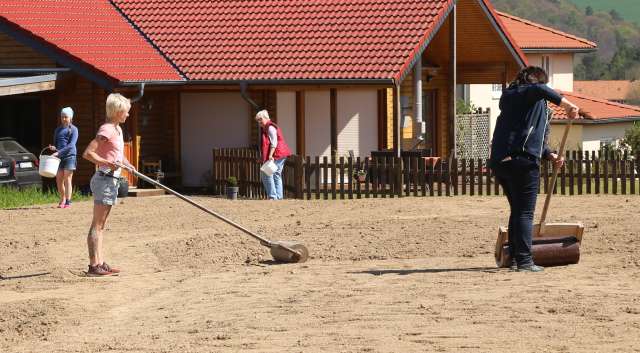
[490,84,563,165]
[53,124,78,159]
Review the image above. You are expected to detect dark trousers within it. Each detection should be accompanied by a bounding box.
[493,156,540,267]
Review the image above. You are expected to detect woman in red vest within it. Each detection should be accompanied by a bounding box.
[255,110,292,199]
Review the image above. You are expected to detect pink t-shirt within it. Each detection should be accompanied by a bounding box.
[95,123,124,172]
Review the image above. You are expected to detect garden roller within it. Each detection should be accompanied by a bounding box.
[495,118,584,268]
[121,165,309,263]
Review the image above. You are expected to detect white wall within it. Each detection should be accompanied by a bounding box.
[468,84,501,138]
[180,92,250,187]
[336,89,378,158]
[582,122,635,151]
[305,90,331,157]
[276,91,297,154]
[527,53,574,92]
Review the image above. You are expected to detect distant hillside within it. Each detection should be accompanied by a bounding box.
[491,0,640,81]
[569,0,640,25]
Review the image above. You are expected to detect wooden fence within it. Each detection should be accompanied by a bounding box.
[212,148,640,199]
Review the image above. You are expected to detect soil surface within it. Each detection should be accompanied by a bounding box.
[1,195,639,352]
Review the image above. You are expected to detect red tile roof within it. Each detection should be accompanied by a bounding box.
[113,0,457,81]
[551,91,640,123]
[574,80,637,101]
[0,0,182,84]
[497,12,596,51]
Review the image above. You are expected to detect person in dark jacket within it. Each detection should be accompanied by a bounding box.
[48,107,78,208]
[490,66,579,272]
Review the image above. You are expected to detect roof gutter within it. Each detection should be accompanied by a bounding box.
[552,116,640,124]
[522,48,598,54]
[118,78,395,87]
[0,68,71,76]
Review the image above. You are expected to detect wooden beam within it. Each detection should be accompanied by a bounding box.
[0,80,55,96]
[296,90,306,157]
[393,84,401,157]
[448,4,457,158]
[377,89,387,150]
[330,88,337,157]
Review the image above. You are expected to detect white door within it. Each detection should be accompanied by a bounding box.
[180,92,250,187]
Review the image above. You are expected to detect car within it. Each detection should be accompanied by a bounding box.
[0,156,16,186]
[0,137,42,188]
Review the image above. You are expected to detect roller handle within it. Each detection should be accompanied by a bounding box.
[122,165,274,246]
[539,120,572,235]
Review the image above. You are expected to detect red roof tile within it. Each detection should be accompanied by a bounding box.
[497,12,596,51]
[551,91,640,122]
[113,0,455,81]
[0,0,182,83]
[574,80,637,101]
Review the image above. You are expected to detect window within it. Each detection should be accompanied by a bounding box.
[491,84,503,99]
[541,55,553,86]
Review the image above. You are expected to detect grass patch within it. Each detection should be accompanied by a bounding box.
[0,186,90,209]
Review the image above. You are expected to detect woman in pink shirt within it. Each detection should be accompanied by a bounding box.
[82,93,136,276]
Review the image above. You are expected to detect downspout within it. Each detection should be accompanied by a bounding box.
[413,58,424,145]
[239,82,263,155]
[130,82,145,103]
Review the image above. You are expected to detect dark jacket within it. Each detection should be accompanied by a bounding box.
[490,84,563,167]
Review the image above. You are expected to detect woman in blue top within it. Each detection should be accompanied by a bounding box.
[490,67,579,272]
[48,107,79,208]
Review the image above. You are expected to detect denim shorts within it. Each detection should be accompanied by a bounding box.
[59,156,77,171]
[90,172,119,206]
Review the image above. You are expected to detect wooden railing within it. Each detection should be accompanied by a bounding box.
[213,148,640,199]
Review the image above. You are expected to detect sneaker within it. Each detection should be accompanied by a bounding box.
[517,264,544,272]
[57,202,65,208]
[65,199,72,206]
[101,262,120,274]
[62,203,70,209]
[509,259,517,271]
[87,264,113,277]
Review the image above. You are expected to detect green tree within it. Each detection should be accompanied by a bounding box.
[622,122,640,156]
[585,6,593,16]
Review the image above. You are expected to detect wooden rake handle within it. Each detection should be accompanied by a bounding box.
[539,120,573,235]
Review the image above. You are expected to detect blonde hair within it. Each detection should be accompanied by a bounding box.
[106,93,131,121]
[255,110,270,120]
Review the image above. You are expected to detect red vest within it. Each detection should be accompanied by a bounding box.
[261,121,292,162]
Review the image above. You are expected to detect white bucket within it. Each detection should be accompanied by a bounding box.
[38,148,60,178]
[260,160,278,176]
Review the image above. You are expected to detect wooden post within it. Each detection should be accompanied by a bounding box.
[315,156,320,200]
[356,156,362,199]
[339,156,345,199]
[305,156,311,200]
[461,159,467,195]
[577,151,583,195]
[296,91,306,157]
[585,151,591,194]
[322,156,329,200]
[331,155,337,200]
[364,158,371,198]
[452,158,459,196]
[470,159,475,196]
[449,4,457,158]
[477,158,483,196]
[393,85,401,158]
[348,156,354,199]
[330,89,337,158]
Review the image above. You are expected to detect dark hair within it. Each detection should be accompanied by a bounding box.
[508,66,549,88]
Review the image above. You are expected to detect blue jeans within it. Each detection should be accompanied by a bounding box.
[261,158,286,200]
[493,155,540,267]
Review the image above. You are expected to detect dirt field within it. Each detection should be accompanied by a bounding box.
[1,194,639,353]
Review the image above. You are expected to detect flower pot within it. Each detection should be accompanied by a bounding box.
[226,186,239,200]
[118,177,129,198]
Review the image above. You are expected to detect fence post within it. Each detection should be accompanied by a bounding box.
[452,158,459,196]
[461,159,467,195]
[331,155,337,200]
[469,159,475,196]
[364,158,371,198]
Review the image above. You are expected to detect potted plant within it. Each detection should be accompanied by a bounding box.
[225,176,239,200]
[353,169,367,182]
